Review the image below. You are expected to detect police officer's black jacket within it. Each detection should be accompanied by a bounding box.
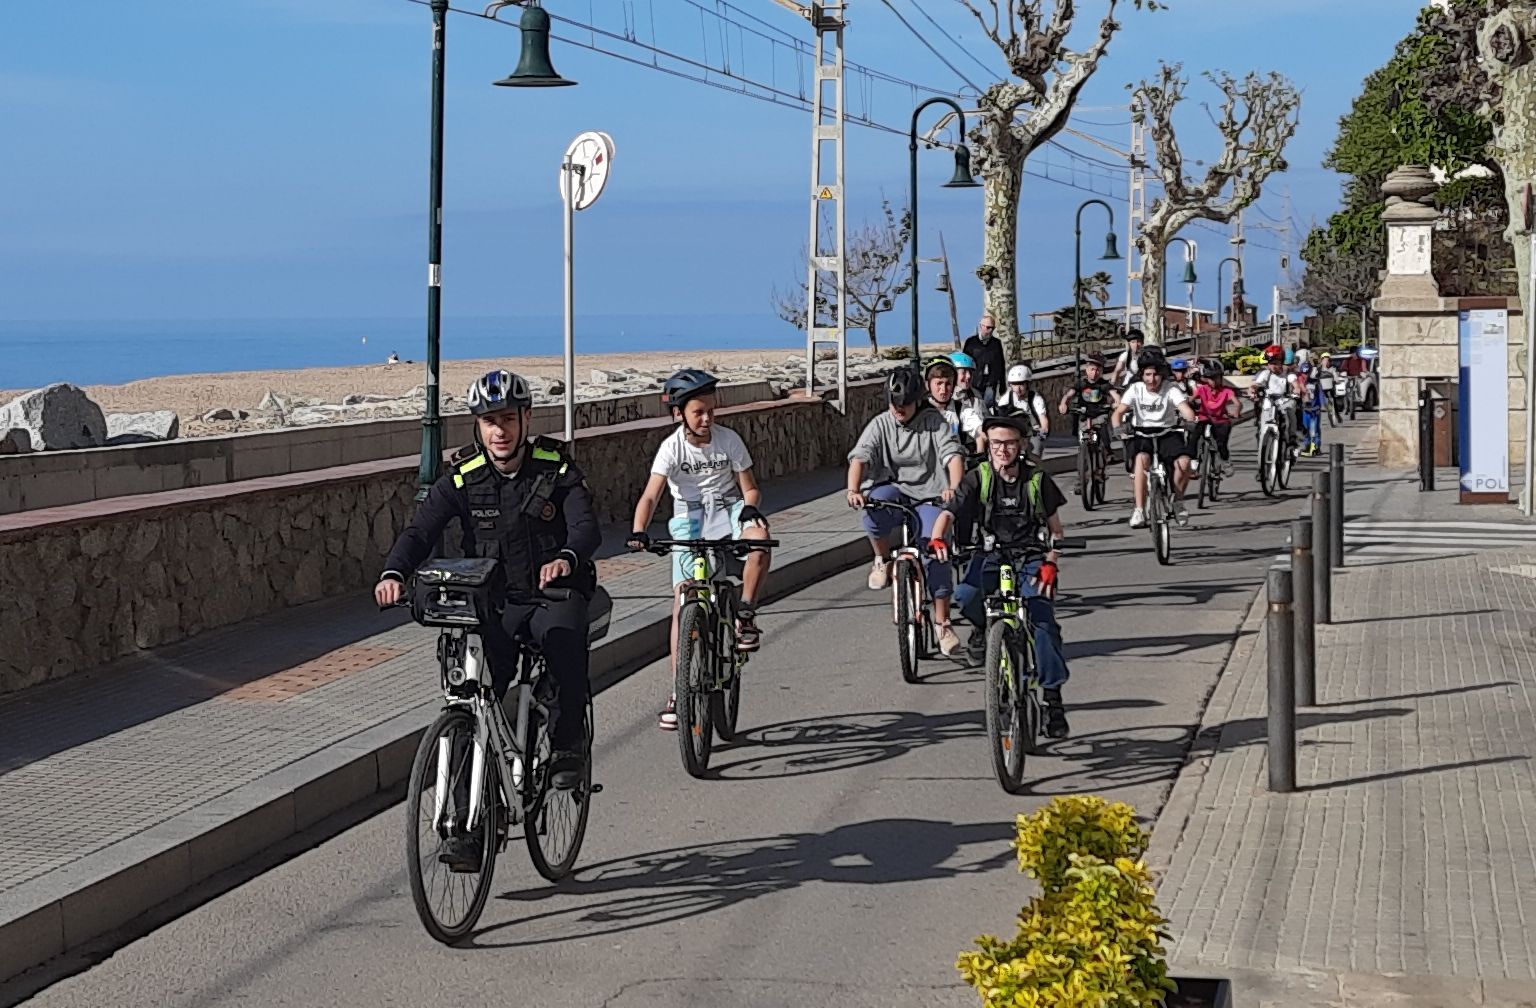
[382,437,601,596]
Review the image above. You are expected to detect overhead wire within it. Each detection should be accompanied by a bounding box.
[902,0,1005,82]
[874,0,983,94]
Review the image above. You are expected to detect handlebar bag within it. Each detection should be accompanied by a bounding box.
[412,557,505,628]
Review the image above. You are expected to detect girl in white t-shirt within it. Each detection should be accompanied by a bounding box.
[628,370,773,731]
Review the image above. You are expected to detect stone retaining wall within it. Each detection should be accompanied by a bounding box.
[0,381,776,516]
[0,381,883,695]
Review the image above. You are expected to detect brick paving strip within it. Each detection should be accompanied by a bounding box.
[1148,543,1536,1008]
[0,479,918,986]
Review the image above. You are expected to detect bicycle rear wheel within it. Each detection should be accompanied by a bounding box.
[406,708,496,944]
[983,620,1027,793]
[1196,442,1212,510]
[1258,429,1278,497]
[895,558,920,684]
[674,601,715,777]
[524,696,592,881]
[1092,442,1109,507]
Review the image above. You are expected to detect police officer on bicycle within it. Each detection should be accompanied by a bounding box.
[375,370,600,815]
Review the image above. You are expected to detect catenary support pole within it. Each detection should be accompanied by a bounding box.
[1312,472,1332,624]
[1267,565,1296,793]
[1292,517,1315,707]
[1329,442,1345,568]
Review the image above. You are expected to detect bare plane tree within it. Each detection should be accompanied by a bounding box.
[957,0,1157,361]
[774,202,914,356]
[1133,63,1300,344]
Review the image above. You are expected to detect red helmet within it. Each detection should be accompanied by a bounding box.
[1263,345,1286,364]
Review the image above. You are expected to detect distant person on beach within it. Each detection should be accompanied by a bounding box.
[387,352,400,364]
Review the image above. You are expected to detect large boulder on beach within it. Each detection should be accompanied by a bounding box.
[105,410,180,446]
[0,383,106,450]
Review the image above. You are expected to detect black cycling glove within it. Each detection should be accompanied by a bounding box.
[739,504,766,527]
[626,530,651,552]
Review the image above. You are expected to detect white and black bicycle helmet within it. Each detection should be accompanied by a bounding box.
[467,369,532,415]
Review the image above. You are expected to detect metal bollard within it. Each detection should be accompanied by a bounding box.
[1312,472,1332,624]
[1267,565,1296,793]
[1292,517,1316,707]
[1329,443,1345,568]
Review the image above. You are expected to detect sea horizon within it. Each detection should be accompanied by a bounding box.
[0,313,812,390]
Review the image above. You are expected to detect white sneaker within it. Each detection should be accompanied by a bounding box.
[868,557,891,590]
[1129,508,1148,529]
[1174,503,1190,527]
[937,623,961,656]
[658,696,678,731]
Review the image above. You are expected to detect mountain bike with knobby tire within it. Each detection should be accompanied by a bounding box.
[645,536,779,778]
[1127,427,1182,566]
[863,495,945,684]
[392,559,609,944]
[960,534,1086,793]
[1073,410,1111,510]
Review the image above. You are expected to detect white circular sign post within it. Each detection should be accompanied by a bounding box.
[561,131,616,441]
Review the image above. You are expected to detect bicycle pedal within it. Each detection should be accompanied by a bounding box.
[590,783,603,794]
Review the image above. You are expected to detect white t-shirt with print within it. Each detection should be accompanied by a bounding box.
[650,424,754,518]
[1121,381,1189,429]
[1251,369,1298,399]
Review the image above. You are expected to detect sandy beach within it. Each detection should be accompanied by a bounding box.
[2,347,889,418]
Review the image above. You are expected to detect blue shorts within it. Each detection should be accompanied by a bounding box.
[667,500,748,585]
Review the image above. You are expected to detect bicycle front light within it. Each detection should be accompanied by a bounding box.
[446,666,467,686]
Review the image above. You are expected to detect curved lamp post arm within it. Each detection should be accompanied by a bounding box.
[909,97,971,363]
[1074,198,1116,377]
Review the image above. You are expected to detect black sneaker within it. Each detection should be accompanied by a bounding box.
[735,609,761,652]
[1042,690,1070,739]
[966,632,988,663]
[437,833,483,873]
[549,749,587,790]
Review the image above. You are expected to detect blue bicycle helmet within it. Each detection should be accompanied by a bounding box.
[661,368,720,409]
[950,351,977,369]
[1170,358,1189,371]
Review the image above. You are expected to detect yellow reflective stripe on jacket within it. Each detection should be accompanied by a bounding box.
[452,452,487,488]
[532,446,561,462]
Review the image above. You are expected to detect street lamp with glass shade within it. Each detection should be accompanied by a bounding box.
[414,0,578,500]
[1161,237,1198,335]
[1215,256,1245,328]
[1072,198,1121,379]
[908,97,981,363]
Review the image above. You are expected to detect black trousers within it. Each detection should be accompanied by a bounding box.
[482,594,590,750]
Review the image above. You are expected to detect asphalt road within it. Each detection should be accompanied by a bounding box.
[23,427,1341,1008]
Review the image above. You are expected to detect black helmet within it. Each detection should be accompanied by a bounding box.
[467,369,532,415]
[886,367,924,407]
[1201,359,1224,379]
[661,368,719,409]
[981,414,1031,437]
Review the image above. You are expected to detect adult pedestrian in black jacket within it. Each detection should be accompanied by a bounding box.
[375,370,599,805]
[961,314,1008,403]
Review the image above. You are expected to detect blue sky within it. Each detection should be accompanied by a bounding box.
[1,0,1421,346]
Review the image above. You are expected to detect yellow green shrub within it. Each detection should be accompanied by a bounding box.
[958,796,1176,1008]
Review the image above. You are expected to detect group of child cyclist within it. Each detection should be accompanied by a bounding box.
[373,333,1337,806]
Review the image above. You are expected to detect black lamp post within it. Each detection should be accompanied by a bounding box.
[416,0,575,500]
[1216,256,1245,328]
[908,97,980,364]
[1160,236,1198,337]
[1073,199,1121,378]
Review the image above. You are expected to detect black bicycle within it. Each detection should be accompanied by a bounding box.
[644,536,778,777]
[393,559,607,943]
[1073,410,1112,510]
[863,495,945,683]
[1195,422,1225,509]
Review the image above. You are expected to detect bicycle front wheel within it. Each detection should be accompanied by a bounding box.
[895,558,920,684]
[984,620,1027,793]
[1278,433,1295,489]
[406,708,496,944]
[675,601,715,777]
[1078,443,1095,511]
[1196,443,1212,510]
[1258,429,1278,497]
[710,655,743,742]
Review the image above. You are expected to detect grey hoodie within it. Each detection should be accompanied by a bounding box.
[848,406,963,500]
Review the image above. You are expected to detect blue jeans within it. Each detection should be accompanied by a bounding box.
[953,555,1068,689]
[1302,409,1322,451]
[861,484,952,599]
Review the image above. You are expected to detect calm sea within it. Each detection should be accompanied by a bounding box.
[0,314,803,389]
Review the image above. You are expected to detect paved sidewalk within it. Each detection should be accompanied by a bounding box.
[1151,462,1536,1007]
[0,468,880,983]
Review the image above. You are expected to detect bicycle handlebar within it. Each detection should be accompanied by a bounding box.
[643,537,780,557]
